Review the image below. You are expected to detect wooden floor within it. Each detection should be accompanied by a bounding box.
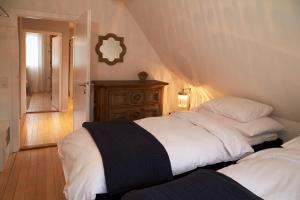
[20,100,73,148]
[27,93,58,113]
[0,147,65,200]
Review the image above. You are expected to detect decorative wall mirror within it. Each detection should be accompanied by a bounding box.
[95,33,127,65]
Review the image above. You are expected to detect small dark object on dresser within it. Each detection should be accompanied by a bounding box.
[137,71,148,81]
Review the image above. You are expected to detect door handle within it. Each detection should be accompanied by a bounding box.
[79,82,89,87]
[79,81,92,87]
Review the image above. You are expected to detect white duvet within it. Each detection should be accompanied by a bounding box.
[58,112,253,200]
[219,148,300,200]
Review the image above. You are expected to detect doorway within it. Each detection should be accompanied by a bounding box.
[25,32,60,113]
[19,17,74,149]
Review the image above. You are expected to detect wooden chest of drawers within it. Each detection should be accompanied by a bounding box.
[92,80,168,122]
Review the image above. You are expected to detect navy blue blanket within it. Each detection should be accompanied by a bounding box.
[122,169,262,200]
[82,119,172,195]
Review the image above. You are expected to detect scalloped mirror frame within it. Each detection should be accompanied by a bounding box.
[95,33,127,65]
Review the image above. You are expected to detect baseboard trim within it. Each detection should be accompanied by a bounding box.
[26,110,59,114]
[20,143,57,151]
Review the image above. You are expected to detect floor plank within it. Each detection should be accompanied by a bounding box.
[0,154,16,199]
[13,150,31,200]
[20,100,73,148]
[0,147,65,200]
[27,93,58,113]
[2,151,24,200]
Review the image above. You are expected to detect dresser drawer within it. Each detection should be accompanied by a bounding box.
[109,90,129,107]
[110,108,144,121]
[145,90,160,104]
[144,106,161,118]
[109,89,146,107]
[129,91,145,105]
[110,106,160,121]
[93,80,168,122]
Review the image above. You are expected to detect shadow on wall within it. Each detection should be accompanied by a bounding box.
[147,65,222,114]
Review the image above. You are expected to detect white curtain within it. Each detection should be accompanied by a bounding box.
[26,32,50,93]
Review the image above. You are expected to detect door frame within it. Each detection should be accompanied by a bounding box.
[20,29,63,113]
[13,10,88,152]
[73,10,92,130]
[50,34,63,111]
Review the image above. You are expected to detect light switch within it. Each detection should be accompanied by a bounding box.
[0,77,8,88]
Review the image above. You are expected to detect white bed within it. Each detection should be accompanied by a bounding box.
[122,140,300,200]
[58,109,281,200]
[219,147,300,200]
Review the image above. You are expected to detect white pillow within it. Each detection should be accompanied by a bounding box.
[234,117,284,137]
[191,108,283,137]
[282,136,300,150]
[202,96,274,122]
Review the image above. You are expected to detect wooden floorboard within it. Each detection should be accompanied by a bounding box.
[20,100,73,148]
[13,150,30,200]
[0,154,16,199]
[27,93,58,113]
[2,151,24,200]
[0,147,66,200]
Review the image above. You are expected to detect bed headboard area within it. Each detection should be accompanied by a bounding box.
[273,117,300,142]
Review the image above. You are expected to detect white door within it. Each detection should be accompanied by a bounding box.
[51,35,62,110]
[73,10,91,130]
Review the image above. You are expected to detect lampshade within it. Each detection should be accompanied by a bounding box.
[178,89,190,109]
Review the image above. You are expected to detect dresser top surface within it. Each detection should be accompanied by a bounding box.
[92,80,168,87]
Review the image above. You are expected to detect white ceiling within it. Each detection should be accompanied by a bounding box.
[125,0,300,122]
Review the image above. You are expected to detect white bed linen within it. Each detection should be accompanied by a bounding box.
[244,132,278,146]
[219,148,300,200]
[58,114,253,200]
[170,111,280,146]
[191,108,283,137]
[201,96,274,122]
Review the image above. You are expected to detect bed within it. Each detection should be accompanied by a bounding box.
[58,96,284,200]
[123,137,300,200]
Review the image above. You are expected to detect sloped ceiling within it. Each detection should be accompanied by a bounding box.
[125,0,300,122]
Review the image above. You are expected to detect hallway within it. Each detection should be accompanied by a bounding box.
[27,92,58,113]
[20,100,73,148]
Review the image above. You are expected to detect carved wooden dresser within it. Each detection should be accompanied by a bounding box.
[92,80,168,122]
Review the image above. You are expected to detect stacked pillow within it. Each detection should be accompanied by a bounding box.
[198,96,284,137]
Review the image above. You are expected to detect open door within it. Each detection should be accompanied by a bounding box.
[73,10,91,130]
[51,35,62,110]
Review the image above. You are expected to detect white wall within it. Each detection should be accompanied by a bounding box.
[89,0,194,114]
[3,0,196,113]
[0,16,19,152]
[1,0,195,151]
[0,26,12,120]
[125,0,300,140]
[3,0,297,147]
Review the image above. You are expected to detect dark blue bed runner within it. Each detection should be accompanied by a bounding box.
[82,119,173,195]
[122,169,262,200]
